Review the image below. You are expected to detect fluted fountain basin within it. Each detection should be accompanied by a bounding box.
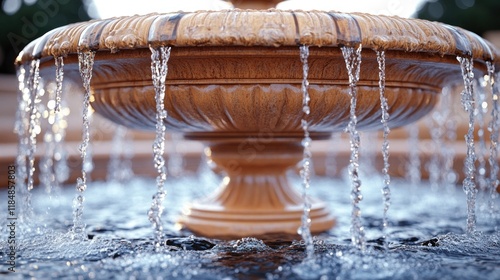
[17,10,499,237]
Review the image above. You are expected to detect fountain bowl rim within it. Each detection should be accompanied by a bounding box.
[15,9,500,67]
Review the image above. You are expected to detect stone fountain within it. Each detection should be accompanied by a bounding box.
[15,0,500,239]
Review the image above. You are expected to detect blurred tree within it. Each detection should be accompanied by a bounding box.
[416,0,500,36]
[0,0,92,74]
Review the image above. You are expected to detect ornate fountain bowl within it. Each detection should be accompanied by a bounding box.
[17,10,499,237]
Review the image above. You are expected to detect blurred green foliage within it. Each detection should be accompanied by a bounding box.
[0,0,91,73]
[416,0,500,36]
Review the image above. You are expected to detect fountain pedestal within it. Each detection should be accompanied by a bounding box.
[179,140,334,237]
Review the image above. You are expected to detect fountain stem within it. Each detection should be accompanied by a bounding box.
[178,140,335,237]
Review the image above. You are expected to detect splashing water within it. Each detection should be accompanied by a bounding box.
[341,45,365,250]
[71,51,95,239]
[149,45,171,249]
[486,62,499,226]
[377,50,391,244]
[297,45,314,259]
[457,56,477,235]
[107,125,134,183]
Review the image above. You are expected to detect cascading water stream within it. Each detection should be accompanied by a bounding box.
[442,86,458,191]
[14,64,33,222]
[426,85,457,191]
[107,125,134,183]
[486,62,499,226]
[377,50,391,244]
[39,86,58,195]
[54,56,64,113]
[18,59,43,224]
[167,133,184,178]
[475,77,489,193]
[405,124,421,186]
[149,45,171,249]
[39,56,68,197]
[341,45,365,250]
[426,108,444,190]
[52,57,70,188]
[298,45,314,259]
[457,56,477,235]
[71,51,95,239]
[27,60,42,193]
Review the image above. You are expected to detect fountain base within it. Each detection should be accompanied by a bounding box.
[177,139,335,237]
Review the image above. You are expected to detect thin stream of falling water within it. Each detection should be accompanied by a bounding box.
[71,51,95,239]
[40,56,67,196]
[298,45,314,259]
[377,50,391,244]
[486,62,499,226]
[426,113,443,190]
[149,45,171,249]
[40,84,58,195]
[426,85,455,190]
[107,125,134,183]
[53,56,70,186]
[54,56,64,112]
[442,86,458,191]
[14,64,33,222]
[341,45,365,251]
[27,59,41,193]
[475,78,488,192]
[457,56,477,235]
[405,124,421,186]
[325,133,341,177]
[167,133,184,178]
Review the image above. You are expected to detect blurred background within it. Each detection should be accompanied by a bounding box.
[1,0,499,187]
